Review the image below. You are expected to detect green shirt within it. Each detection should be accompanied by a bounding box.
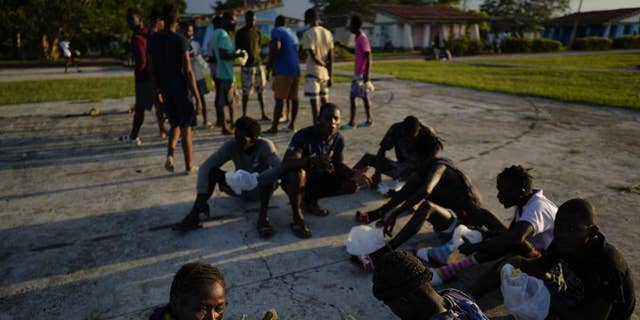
[213,29,235,81]
[235,26,262,67]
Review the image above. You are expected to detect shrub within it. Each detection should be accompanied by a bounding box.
[572,37,612,50]
[531,39,563,52]
[613,35,640,49]
[503,37,532,53]
[446,37,469,56]
[467,39,488,55]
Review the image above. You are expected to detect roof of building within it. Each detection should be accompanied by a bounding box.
[321,14,376,29]
[545,7,640,26]
[370,4,487,22]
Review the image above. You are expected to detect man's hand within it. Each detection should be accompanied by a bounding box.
[157,93,164,104]
[353,167,373,190]
[383,211,399,237]
[310,152,334,173]
[327,78,333,88]
[363,73,369,83]
[195,98,203,115]
[371,172,382,186]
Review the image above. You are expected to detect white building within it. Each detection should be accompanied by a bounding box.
[370,4,487,50]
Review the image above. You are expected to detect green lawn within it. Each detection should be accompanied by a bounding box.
[471,53,640,70]
[0,73,352,106]
[337,58,639,110]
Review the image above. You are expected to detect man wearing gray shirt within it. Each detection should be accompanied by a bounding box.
[175,117,282,237]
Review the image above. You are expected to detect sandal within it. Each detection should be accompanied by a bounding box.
[290,221,311,239]
[303,202,330,217]
[257,220,274,238]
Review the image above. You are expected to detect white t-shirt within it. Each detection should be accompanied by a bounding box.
[59,40,72,58]
[303,26,333,80]
[513,189,557,250]
[190,40,208,80]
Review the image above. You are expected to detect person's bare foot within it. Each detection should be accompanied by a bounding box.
[261,115,272,121]
[159,129,168,139]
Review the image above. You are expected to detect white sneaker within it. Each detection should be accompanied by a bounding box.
[164,156,175,172]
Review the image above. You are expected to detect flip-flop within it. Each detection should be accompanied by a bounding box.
[290,222,311,238]
[340,124,355,130]
[257,220,274,238]
[356,122,372,128]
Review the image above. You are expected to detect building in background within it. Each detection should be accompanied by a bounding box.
[367,4,487,51]
[543,7,640,45]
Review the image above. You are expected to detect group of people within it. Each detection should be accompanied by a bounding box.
[120,5,635,320]
[120,5,376,177]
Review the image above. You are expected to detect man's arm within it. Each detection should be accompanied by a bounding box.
[282,149,309,172]
[268,39,281,71]
[327,47,333,86]
[397,163,447,212]
[182,51,202,113]
[336,41,355,54]
[460,221,535,257]
[147,51,162,102]
[307,48,326,67]
[363,51,371,82]
[132,37,147,73]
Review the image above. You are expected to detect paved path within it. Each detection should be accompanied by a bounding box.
[1,79,639,319]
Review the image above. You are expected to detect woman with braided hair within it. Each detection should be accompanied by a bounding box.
[149,262,227,320]
[372,250,489,320]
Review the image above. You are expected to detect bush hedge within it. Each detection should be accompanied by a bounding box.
[503,37,532,53]
[572,37,613,50]
[531,39,563,52]
[441,37,488,56]
[613,35,640,49]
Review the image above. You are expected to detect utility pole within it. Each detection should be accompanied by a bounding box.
[569,0,584,47]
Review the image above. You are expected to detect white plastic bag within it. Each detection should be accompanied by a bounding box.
[500,264,550,320]
[377,179,405,195]
[225,169,259,195]
[234,49,248,66]
[345,223,385,256]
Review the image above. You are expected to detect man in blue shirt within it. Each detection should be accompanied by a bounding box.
[281,103,370,238]
[213,12,244,135]
[265,15,301,134]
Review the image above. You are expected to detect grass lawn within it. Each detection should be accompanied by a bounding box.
[0,73,352,106]
[471,53,640,70]
[337,58,639,110]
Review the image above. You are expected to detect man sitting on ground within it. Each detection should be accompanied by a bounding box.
[176,117,281,238]
[506,198,635,320]
[372,250,489,320]
[353,115,427,188]
[417,165,558,287]
[282,103,370,238]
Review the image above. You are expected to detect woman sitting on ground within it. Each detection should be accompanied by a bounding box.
[358,127,507,249]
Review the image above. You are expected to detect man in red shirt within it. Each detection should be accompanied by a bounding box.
[120,8,168,146]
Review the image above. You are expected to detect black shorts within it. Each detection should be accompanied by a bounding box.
[215,79,235,107]
[163,92,196,128]
[134,81,155,112]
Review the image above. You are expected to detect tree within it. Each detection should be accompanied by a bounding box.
[311,0,462,17]
[480,0,570,31]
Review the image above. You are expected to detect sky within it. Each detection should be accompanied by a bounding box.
[186,0,640,18]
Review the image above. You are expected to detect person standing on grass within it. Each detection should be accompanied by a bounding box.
[265,15,301,134]
[235,10,270,121]
[212,12,244,135]
[184,22,212,129]
[336,15,373,129]
[119,8,163,146]
[302,8,334,125]
[148,4,202,174]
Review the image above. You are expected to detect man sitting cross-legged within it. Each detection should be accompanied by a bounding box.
[372,249,490,320]
[175,117,281,238]
[282,103,371,238]
[353,115,428,197]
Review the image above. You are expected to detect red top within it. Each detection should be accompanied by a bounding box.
[131,27,151,81]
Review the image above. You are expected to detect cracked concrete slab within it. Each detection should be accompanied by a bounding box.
[0,78,639,319]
